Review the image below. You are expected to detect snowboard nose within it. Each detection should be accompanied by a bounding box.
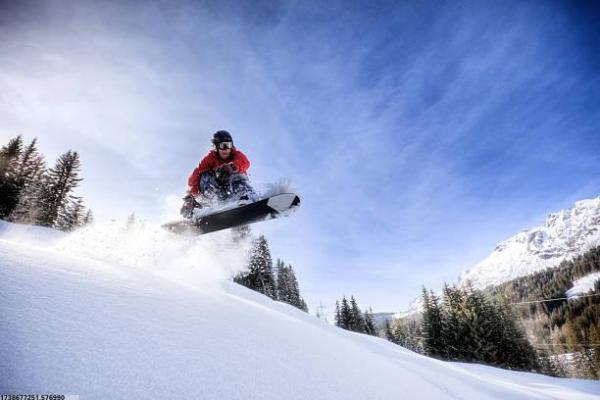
[267,193,301,212]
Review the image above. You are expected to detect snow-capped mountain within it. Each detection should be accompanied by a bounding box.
[370,312,396,329]
[459,196,600,289]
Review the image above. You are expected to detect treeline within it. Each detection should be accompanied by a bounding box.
[382,246,600,379]
[230,214,599,380]
[234,235,308,312]
[384,313,421,353]
[489,246,600,379]
[332,283,538,371]
[385,285,574,375]
[334,296,376,335]
[231,233,379,337]
[417,284,537,371]
[0,135,92,231]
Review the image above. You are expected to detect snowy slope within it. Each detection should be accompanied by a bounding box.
[460,196,600,289]
[1,221,599,399]
[566,272,600,299]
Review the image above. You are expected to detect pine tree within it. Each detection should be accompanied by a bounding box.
[421,288,445,358]
[125,212,142,230]
[384,320,396,343]
[15,138,45,188]
[364,308,376,335]
[8,138,46,224]
[275,261,308,312]
[430,283,539,371]
[390,317,423,353]
[537,348,564,377]
[288,263,308,312]
[335,300,341,327]
[349,296,366,332]
[340,297,351,329]
[335,296,371,333]
[0,135,22,177]
[297,296,308,313]
[82,208,94,225]
[234,235,277,300]
[0,135,24,218]
[275,259,287,302]
[34,150,83,228]
[56,196,85,232]
[439,284,459,360]
[286,264,303,309]
[493,298,539,371]
[462,285,498,365]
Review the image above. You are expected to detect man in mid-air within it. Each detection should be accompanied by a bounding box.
[181,130,256,218]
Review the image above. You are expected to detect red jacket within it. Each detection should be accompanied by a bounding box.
[187,149,250,196]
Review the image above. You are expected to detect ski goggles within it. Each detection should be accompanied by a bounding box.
[216,141,233,150]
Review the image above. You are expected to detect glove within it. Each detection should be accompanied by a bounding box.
[180,193,199,218]
[215,163,235,183]
[221,163,237,174]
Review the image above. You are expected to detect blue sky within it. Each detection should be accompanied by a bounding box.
[1,0,599,314]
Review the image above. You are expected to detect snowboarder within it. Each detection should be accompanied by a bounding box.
[180,130,257,218]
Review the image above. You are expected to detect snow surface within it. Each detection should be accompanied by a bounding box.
[566,272,600,299]
[460,196,600,289]
[1,221,599,399]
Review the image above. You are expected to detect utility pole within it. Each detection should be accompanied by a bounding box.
[316,301,328,323]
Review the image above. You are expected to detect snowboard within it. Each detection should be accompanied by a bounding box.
[162,192,301,235]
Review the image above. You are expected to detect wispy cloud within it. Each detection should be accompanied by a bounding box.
[1,0,599,311]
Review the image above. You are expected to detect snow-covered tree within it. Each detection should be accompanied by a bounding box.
[334,295,376,336]
[335,301,341,327]
[35,150,83,228]
[124,212,143,230]
[15,138,45,188]
[421,288,445,358]
[1,137,89,232]
[276,260,308,312]
[82,208,94,226]
[340,297,351,329]
[421,283,539,371]
[8,138,46,223]
[56,196,85,232]
[388,317,423,353]
[364,308,376,335]
[0,135,24,218]
[349,296,365,332]
[234,235,277,300]
[0,135,22,177]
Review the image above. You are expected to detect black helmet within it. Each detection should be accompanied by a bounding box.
[212,130,233,145]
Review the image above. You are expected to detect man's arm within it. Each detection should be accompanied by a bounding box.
[231,150,250,173]
[187,154,215,195]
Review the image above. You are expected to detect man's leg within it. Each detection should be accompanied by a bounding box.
[199,171,224,204]
[229,173,257,202]
[202,170,238,203]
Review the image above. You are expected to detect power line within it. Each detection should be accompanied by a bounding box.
[508,292,600,306]
[537,343,600,346]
